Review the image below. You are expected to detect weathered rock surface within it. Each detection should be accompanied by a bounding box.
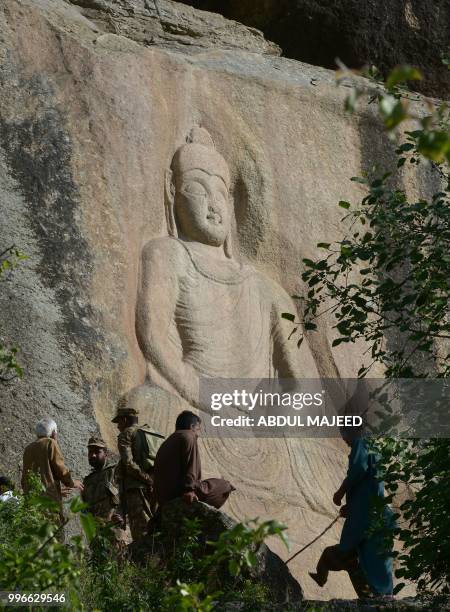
[178,0,450,98]
[69,0,281,56]
[129,498,304,604]
[0,0,439,599]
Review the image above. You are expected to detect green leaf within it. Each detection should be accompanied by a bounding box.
[281,312,296,322]
[228,558,240,576]
[393,582,406,595]
[80,513,97,543]
[32,495,59,511]
[338,200,351,209]
[405,129,423,138]
[386,66,422,90]
[302,258,316,268]
[245,550,257,567]
[70,496,88,513]
[396,142,415,153]
[315,260,329,270]
[417,130,450,163]
[344,88,363,113]
[379,95,407,129]
[304,321,317,331]
[340,245,352,257]
[317,242,331,249]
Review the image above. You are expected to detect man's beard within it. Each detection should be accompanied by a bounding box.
[89,458,105,470]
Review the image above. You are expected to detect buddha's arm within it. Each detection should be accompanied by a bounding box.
[136,239,200,406]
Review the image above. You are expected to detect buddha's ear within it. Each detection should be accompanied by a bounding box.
[164,169,177,237]
[224,234,233,259]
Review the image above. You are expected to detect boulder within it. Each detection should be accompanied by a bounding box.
[129,498,304,604]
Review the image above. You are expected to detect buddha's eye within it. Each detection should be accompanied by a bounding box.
[182,182,207,197]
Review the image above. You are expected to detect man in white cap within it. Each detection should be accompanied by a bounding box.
[22,417,83,519]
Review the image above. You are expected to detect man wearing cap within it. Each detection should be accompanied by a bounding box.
[82,437,124,541]
[112,398,158,541]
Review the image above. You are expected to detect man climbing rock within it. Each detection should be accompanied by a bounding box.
[82,436,126,546]
[112,397,164,541]
[153,410,235,509]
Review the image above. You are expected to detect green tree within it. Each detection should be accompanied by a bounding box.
[285,65,449,597]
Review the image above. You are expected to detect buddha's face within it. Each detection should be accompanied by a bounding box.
[174,169,230,247]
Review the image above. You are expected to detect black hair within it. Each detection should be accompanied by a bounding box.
[176,410,201,431]
[125,415,138,427]
[0,476,14,490]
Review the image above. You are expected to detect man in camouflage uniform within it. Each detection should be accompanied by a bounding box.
[82,437,126,545]
[112,399,163,541]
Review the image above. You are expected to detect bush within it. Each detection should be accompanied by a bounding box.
[0,476,90,608]
[1,481,286,610]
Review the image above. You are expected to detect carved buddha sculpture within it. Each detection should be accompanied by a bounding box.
[135,127,316,409]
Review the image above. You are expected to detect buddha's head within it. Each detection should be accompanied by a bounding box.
[165,127,232,257]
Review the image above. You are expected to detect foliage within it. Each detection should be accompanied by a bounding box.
[303,175,448,378]
[0,475,95,607]
[164,516,204,579]
[371,438,450,596]
[288,68,449,377]
[284,65,450,596]
[0,244,27,382]
[203,519,288,579]
[1,472,285,610]
[80,514,285,610]
[163,581,219,612]
[79,555,168,612]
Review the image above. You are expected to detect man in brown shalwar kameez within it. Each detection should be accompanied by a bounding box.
[22,417,83,520]
[154,410,235,509]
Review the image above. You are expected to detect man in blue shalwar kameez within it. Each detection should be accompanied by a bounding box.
[310,432,394,599]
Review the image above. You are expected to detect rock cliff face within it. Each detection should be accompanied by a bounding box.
[0,0,438,599]
[68,0,281,56]
[178,0,450,98]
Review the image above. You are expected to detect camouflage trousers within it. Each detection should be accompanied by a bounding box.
[125,488,155,541]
